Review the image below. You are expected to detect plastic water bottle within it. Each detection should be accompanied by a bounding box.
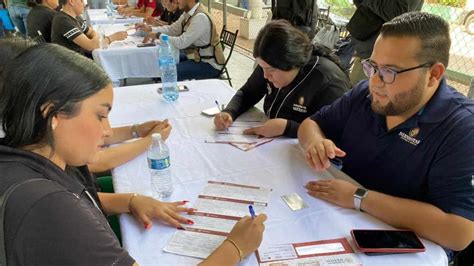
[147,133,173,199]
[106,0,114,24]
[158,34,179,102]
[98,25,108,49]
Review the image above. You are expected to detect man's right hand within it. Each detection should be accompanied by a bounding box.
[304,136,346,171]
[143,32,157,43]
[214,112,233,130]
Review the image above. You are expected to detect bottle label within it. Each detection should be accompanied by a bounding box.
[148,156,170,170]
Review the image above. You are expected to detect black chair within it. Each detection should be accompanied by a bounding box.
[31,30,46,43]
[216,28,238,87]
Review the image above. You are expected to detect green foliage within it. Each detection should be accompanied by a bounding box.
[426,0,467,8]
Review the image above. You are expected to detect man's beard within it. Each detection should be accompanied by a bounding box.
[371,78,425,116]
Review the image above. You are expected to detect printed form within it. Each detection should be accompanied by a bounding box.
[163,181,272,259]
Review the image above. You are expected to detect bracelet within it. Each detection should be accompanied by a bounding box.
[105,36,111,44]
[128,193,138,212]
[225,238,243,262]
[131,124,140,138]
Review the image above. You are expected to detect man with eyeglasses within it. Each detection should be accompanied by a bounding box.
[298,12,473,259]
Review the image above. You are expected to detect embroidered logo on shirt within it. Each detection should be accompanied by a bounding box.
[399,129,421,146]
[409,127,420,138]
[292,103,307,113]
[298,96,305,106]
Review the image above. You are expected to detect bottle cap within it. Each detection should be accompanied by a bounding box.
[161,34,169,42]
[151,133,162,140]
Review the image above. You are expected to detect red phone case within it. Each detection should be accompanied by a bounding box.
[351,229,426,254]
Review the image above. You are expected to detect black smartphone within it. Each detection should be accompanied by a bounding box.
[351,229,425,254]
[157,85,189,93]
[137,42,155,47]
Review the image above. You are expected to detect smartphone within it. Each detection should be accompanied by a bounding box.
[137,42,155,48]
[157,85,189,93]
[351,229,425,254]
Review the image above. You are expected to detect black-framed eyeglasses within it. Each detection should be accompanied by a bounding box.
[361,59,433,84]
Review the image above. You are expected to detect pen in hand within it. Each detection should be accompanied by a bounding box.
[249,205,256,219]
[215,100,223,112]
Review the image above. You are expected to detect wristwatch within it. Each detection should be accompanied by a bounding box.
[353,188,368,211]
[131,124,140,138]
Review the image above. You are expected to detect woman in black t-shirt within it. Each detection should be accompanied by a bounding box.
[214,20,351,138]
[27,0,59,42]
[0,37,266,265]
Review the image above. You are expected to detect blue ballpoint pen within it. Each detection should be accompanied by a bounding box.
[215,100,222,111]
[248,205,256,219]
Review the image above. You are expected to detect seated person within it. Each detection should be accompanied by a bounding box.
[0,38,267,265]
[51,0,127,56]
[141,0,226,81]
[27,0,59,42]
[118,0,162,18]
[143,0,183,26]
[89,120,172,173]
[214,20,350,138]
[298,12,473,258]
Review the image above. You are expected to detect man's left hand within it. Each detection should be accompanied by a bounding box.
[305,179,358,209]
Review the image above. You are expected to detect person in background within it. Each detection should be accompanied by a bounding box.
[346,0,424,86]
[143,0,182,26]
[141,0,225,81]
[88,120,172,173]
[51,0,127,56]
[0,37,267,265]
[118,0,162,18]
[214,20,350,138]
[27,0,58,42]
[4,0,30,34]
[298,12,473,260]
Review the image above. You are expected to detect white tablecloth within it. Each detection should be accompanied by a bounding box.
[109,79,448,266]
[86,8,143,25]
[92,24,179,81]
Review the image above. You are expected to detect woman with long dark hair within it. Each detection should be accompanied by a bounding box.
[214,20,351,138]
[0,39,265,265]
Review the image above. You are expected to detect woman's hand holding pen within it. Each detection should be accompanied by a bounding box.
[214,112,233,130]
[128,195,194,230]
[226,214,267,258]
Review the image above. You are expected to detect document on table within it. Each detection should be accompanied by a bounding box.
[164,181,272,259]
[200,181,273,204]
[257,238,362,266]
[163,230,227,259]
[205,133,263,144]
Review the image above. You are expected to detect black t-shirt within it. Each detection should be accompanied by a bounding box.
[0,145,134,265]
[160,8,183,25]
[51,11,89,55]
[27,5,56,42]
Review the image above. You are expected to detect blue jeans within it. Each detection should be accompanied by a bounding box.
[176,59,221,81]
[7,4,30,35]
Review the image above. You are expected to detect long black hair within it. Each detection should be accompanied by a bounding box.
[254,20,345,72]
[0,42,110,148]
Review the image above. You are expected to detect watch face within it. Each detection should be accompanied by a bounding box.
[355,188,368,197]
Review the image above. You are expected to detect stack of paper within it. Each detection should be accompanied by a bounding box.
[205,121,274,151]
[163,181,273,259]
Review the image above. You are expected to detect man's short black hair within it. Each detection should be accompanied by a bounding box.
[380,12,451,67]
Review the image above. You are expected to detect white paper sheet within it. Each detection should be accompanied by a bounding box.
[163,230,226,259]
[200,182,272,204]
[194,198,266,218]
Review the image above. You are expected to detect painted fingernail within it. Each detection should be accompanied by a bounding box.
[187,219,194,225]
[144,223,151,229]
[182,200,189,204]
